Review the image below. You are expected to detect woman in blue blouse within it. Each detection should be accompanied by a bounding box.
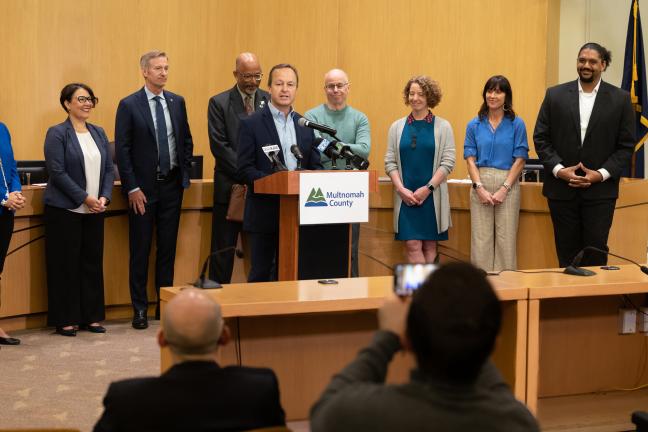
[0,122,26,346]
[464,75,528,272]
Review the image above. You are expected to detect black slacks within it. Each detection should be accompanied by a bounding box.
[548,196,616,267]
[209,202,242,284]
[128,175,183,312]
[45,205,105,327]
[247,231,278,282]
[0,210,14,273]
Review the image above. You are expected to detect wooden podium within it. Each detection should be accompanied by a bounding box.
[254,170,378,281]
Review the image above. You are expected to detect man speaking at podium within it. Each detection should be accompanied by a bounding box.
[237,64,322,282]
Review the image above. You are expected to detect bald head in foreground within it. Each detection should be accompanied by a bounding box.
[94,288,285,432]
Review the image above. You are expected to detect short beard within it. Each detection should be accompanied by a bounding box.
[579,71,594,83]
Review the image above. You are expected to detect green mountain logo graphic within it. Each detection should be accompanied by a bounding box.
[305,187,328,207]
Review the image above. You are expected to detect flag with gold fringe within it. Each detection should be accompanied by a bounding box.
[622,0,647,178]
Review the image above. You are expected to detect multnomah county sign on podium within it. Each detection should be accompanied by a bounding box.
[299,171,369,225]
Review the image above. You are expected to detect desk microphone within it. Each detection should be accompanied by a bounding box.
[290,145,303,170]
[269,151,288,172]
[194,246,244,288]
[564,246,648,277]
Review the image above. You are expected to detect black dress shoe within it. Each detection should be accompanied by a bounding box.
[132,310,148,330]
[0,336,21,345]
[80,324,106,333]
[55,327,77,337]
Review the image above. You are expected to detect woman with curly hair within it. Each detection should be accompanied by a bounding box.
[384,76,455,264]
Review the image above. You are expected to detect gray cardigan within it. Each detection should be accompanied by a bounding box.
[384,116,455,234]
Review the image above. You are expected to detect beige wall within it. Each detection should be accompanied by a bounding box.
[558,0,648,177]
[0,0,556,180]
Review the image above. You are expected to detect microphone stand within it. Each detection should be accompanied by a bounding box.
[564,246,648,277]
[194,246,243,288]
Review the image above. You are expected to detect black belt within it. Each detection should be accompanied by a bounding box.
[156,167,179,182]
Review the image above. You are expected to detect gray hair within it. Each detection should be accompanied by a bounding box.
[140,50,167,69]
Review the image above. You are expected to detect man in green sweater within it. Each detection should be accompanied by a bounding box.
[305,69,371,277]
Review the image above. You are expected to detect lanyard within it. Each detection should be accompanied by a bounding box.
[0,157,8,199]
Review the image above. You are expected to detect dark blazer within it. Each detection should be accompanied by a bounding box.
[115,87,193,199]
[208,85,270,204]
[43,119,114,209]
[237,104,323,233]
[533,80,635,200]
[93,361,285,432]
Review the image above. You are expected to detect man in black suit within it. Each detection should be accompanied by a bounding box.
[93,288,285,432]
[237,63,322,282]
[533,42,634,267]
[208,52,269,284]
[116,51,194,329]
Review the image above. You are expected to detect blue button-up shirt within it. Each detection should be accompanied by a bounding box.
[463,116,529,170]
[268,102,298,171]
[144,86,178,170]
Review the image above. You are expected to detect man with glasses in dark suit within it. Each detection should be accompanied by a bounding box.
[208,52,269,284]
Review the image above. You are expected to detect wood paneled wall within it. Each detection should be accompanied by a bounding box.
[0,0,557,179]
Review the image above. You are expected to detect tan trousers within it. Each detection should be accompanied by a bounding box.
[470,167,520,272]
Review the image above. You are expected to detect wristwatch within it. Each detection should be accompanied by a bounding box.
[501,182,512,191]
[427,183,435,191]
[0,199,6,207]
[472,182,483,190]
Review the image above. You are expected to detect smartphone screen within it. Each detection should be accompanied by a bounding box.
[394,263,437,296]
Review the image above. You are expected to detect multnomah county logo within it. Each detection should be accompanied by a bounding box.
[305,187,328,207]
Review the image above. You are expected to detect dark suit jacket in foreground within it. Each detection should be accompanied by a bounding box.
[115,87,193,200]
[208,85,269,204]
[237,104,322,233]
[533,79,634,201]
[43,119,114,209]
[93,361,285,432]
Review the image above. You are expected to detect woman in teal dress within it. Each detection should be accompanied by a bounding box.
[384,76,455,263]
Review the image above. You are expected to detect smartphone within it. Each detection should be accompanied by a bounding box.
[394,263,437,296]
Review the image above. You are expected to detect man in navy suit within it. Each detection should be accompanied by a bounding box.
[237,63,322,282]
[94,288,285,432]
[116,51,194,329]
[533,42,634,267]
[208,52,270,284]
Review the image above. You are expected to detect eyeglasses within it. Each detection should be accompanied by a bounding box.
[239,73,263,82]
[325,82,349,91]
[77,96,98,105]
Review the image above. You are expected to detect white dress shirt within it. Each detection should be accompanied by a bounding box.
[552,78,610,181]
[70,132,101,214]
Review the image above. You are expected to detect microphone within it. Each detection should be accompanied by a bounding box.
[194,246,244,288]
[269,151,288,172]
[298,117,337,136]
[564,246,648,277]
[313,138,370,170]
[339,145,370,170]
[290,145,303,170]
[564,248,595,276]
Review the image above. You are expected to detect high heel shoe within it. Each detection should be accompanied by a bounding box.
[80,324,106,333]
[0,336,21,345]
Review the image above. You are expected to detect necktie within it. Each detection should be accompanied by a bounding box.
[153,96,171,176]
[244,96,253,115]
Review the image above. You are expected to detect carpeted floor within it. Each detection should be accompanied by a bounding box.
[0,320,160,431]
[0,320,310,432]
